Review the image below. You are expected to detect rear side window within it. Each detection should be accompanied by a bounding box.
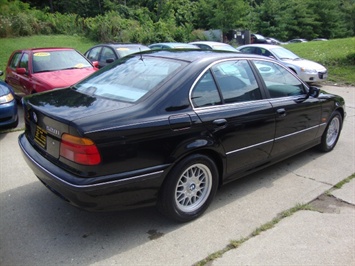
[212,60,262,103]
[191,60,262,107]
[191,71,221,107]
[253,60,305,98]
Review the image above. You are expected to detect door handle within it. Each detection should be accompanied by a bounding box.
[213,119,227,127]
[276,108,286,117]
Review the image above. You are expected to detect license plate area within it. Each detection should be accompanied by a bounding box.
[34,126,47,149]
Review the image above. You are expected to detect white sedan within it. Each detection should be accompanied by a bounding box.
[189,41,240,52]
[237,44,327,83]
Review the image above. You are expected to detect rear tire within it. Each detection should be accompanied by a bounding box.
[157,154,218,222]
[318,111,342,152]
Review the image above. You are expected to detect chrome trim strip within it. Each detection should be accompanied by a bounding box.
[226,123,326,156]
[274,124,325,141]
[226,139,274,155]
[19,141,164,189]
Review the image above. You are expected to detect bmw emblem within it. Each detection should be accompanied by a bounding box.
[33,112,38,123]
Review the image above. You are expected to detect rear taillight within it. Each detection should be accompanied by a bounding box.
[60,134,101,165]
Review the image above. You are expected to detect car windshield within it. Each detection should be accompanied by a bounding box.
[74,55,186,102]
[271,47,300,60]
[33,50,92,73]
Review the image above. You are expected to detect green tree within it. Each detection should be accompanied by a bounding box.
[196,0,250,32]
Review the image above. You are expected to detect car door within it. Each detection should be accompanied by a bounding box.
[252,60,322,158]
[6,52,31,97]
[191,59,275,179]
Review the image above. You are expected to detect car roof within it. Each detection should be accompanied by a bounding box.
[189,41,230,45]
[14,47,75,52]
[149,42,199,48]
[140,49,264,63]
[91,43,149,48]
[238,44,280,49]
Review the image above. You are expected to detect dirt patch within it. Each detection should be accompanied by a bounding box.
[309,194,354,214]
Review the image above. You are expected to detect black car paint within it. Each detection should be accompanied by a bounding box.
[18,50,345,213]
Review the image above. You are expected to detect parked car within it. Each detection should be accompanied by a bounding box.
[288,39,308,43]
[266,37,287,45]
[19,50,345,222]
[251,33,271,44]
[312,38,328,41]
[148,42,199,50]
[188,41,240,52]
[0,71,18,129]
[5,48,98,98]
[237,44,328,83]
[84,43,150,68]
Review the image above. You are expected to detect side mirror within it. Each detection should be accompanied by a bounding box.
[308,86,320,98]
[106,58,114,64]
[16,68,27,74]
[92,61,99,68]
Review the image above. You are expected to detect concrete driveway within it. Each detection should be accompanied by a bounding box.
[0,86,354,265]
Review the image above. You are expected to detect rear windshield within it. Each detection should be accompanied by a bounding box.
[74,56,186,102]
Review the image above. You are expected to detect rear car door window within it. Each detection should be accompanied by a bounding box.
[212,60,262,103]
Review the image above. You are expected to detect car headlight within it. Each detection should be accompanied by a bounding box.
[301,67,317,74]
[0,92,14,104]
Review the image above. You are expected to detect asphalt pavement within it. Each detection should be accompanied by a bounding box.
[0,85,354,265]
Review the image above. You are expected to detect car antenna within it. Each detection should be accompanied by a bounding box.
[139,48,144,61]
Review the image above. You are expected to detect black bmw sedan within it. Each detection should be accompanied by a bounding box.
[19,50,345,222]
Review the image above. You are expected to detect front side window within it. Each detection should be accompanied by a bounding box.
[10,52,22,69]
[19,53,29,70]
[100,47,116,63]
[75,56,186,102]
[86,47,101,61]
[253,60,305,98]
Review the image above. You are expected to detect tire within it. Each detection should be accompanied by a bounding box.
[157,154,218,222]
[318,111,342,152]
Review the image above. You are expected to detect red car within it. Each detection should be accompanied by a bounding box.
[5,48,98,98]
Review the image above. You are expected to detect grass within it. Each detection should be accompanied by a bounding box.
[0,35,354,85]
[286,37,355,85]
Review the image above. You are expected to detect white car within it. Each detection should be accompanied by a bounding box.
[189,41,240,52]
[237,44,327,83]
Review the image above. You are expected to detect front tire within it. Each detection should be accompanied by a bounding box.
[158,154,218,222]
[318,111,342,152]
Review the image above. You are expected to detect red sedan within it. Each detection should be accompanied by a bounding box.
[5,48,98,98]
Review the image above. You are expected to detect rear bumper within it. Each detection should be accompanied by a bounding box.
[18,133,166,211]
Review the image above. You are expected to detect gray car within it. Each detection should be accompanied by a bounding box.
[237,44,327,83]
